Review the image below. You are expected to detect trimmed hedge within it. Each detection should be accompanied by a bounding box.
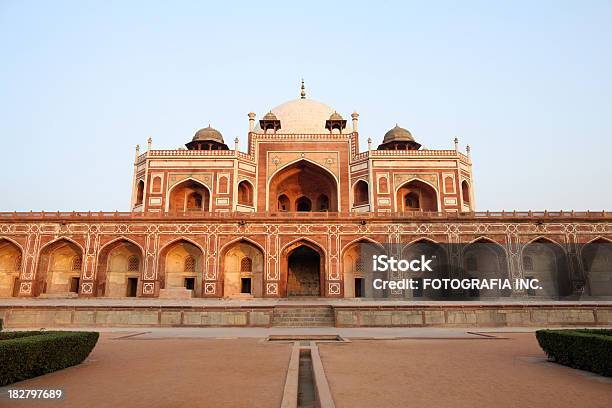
[536,329,612,377]
[0,331,99,386]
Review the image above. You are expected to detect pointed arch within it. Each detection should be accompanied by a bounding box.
[38,237,85,255]
[35,238,84,296]
[521,237,571,298]
[584,236,612,245]
[353,180,369,206]
[219,236,266,257]
[394,178,440,212]
[523,236,565,250]
[402,236,444,250]
[580,237,612,296]
[341,237,386,298]
[98,236,145,258]
[267,159,340,212]
[281,238,326,297]
[96,238,144,297]
[0,237,24,253]
[237,179,254,206]
[461,237,510,298]
[402,237,449,299]
[157,238,205,297]
[158,237,206,256]
[280,236,328,258]
[341,236,386,256]
[165,178,212,212]
[463,237,508,258]
[461,179,471,205]
[136,179,145,206]
[220,238,265,298]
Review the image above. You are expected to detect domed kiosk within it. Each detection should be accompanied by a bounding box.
[185,125,228,150]
[378,125,421,150]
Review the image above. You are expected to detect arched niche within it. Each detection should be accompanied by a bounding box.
[36,239,83,296]
[581,239,612,297]
[522,239,571,298]
[402,239,448,299]
[168,180,211,213]
[462,180,471,206]
[396,180,438,212]
[0,239,22,297]
[237,180,254,206]
[97,240,143,297]
[353,180,369,206]
[158,240,204,297]
[342,239,386,298]
[462,239,510,298]
[136,180,144,206]
[222,240,264,297]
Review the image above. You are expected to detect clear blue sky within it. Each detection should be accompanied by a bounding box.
[1,1,610,211]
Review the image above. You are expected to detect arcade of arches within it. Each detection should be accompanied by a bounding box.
[0,235,611,298]
[269,161,338,212]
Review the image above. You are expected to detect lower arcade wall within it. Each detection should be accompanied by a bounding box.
[0,214,610,299]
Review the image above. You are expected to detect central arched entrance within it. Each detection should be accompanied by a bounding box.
[282,240,325,297]
[268,160,338,212]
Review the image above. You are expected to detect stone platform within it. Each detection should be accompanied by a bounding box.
[1,298,611,329]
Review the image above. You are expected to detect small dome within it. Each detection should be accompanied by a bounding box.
[193,125,224,143]
[383,125,414,144]
[329,111,344,121]
[262,111,278,121]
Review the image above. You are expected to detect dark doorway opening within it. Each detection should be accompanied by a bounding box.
[184,277,195,290]
[127,278,138,297]
[287,246,321,296]
[241,277,252,294]
[355,278,364,298]
[296,197,312,212]
[70,277,80,293]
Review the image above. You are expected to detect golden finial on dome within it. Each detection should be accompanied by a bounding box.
[300,78,306,99]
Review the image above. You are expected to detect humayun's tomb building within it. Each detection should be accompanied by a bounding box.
[0,83,611,320]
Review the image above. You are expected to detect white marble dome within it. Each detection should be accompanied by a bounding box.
[255,98,351,134]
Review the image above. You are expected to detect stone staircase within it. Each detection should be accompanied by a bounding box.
[272,306,335,327]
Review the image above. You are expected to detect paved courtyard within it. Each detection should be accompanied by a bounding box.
[1,328,611,407]
[319,333,612,408]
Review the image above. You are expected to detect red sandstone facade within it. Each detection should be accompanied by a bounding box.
[0,90,610,299]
